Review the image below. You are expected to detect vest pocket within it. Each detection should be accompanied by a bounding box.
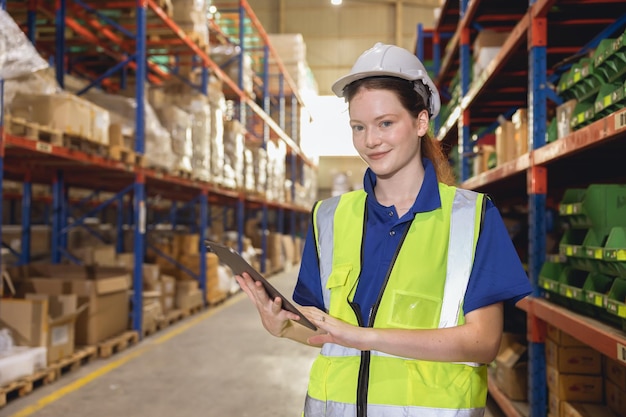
[387,290,441,329]
[325,264,353,289]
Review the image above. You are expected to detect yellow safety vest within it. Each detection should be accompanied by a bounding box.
[306,183,487,417]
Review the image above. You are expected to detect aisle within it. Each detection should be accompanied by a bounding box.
[1,268,317,417]
[2,266,504,417]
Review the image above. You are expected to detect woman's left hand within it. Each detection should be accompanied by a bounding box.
[299,306,366,349]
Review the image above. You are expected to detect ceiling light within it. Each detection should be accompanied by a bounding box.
[331,0,342,5]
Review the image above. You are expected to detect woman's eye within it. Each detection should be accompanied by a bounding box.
[381,121,392,128]
[351,125,364,132]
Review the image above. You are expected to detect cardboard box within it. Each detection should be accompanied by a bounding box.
[0,295,84,363]
[561,402,617,417]
[546,365,603,403]
[175,288,203,310]
[604,356,626,392]
[547,324,586,347]
[10,92,109,143]
[548,391,564,417]
[545,338,602,374]
[142,263,160,290]
[512,108,528,156]
[606,380,626,417]
[495,341,528,400]
[13,264,130,346]
[73,245,117,267]
[473,29,509,52]
[556,99,578,139]
[496,120,516,165]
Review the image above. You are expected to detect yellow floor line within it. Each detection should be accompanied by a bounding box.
[8,293,245,417]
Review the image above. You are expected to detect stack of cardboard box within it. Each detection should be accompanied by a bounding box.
[545,325,604,417]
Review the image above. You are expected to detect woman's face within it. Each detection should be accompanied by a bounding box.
[349,87,429,179]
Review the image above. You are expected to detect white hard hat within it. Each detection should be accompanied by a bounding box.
[332,42,441,118]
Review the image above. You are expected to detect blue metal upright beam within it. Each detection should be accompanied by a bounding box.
[27,0,37,44]
[132,173,146,336]
[199,190,208,304]
[20,176,32,265]
[528,9,548,417]
[55,0,66,88]
[116,195,125,253]
[458,26,471,181]
[135,1,147,155]
[51,171,64,264]
[261,204,268,273]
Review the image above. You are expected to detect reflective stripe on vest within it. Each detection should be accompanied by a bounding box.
[304,397,485,417]
[313,195,341,310]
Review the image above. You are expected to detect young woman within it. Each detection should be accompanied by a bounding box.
[236,43,532,417]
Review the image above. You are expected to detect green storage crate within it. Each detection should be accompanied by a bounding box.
[559,267,596,316]
[594,82,625,118]
[567,58,605,102]
[558,185,626,231]
[539,261,572,308]
[595,31,626,83]
[546,117,558,143]
[583,272,621,325]
[603,227,626,278]
[570,100,595,129]
[606,278,626,331]
[559,228,587,260]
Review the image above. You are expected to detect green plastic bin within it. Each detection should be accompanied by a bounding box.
[559,185,626,230]
[603,227,626,278]
[583,272,621,325]
[606,278,626,331]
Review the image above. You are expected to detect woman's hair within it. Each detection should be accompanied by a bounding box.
[343,77,456,185]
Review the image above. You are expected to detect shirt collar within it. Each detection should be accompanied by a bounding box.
[363,157,442,214]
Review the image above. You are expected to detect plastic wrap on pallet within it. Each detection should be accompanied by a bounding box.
[171,0,208,46]
[0,10,48,80]
[84,91,175,171]
[2,69,60,109]
[210,44,255,98]
[223,120,245,189]
[155,106,193,174]
[165,89,212,182]
[266,140,286,202]
[250,145,267,196]
[8,92,110,145]
[243,147,255,192]
[209,82,226,185]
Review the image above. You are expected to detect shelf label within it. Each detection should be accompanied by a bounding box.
[36,142,52,153]
[618,343,626,364]
[616,110,626,131]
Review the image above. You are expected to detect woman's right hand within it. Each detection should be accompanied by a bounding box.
[235,272,301,337]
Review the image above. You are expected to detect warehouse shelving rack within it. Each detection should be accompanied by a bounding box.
[425,1,626,416]
[0,0,314,336]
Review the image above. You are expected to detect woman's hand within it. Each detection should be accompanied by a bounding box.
[300,307,367,349]
[235,272,301,337]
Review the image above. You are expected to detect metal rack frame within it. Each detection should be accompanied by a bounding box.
[0,0,314,337]
[423,1,626,416]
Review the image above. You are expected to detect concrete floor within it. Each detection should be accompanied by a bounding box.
[1,268,504,417]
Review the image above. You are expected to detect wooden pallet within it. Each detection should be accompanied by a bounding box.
[4,115,63,145]
[97,331,139,359]
[157,309,184,330]
[48,346,98,379]
[0,367,56,408]
[180,304,204,318]
[109,145,137,164]
[62,134,108,156]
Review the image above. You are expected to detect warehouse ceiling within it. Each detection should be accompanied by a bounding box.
[245,0,439,96]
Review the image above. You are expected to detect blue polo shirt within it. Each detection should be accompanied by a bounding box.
[293,158,532,323]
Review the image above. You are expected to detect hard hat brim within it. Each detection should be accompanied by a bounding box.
[331,70,419,98]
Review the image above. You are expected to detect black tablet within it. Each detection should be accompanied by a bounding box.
[205,240,317,331]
